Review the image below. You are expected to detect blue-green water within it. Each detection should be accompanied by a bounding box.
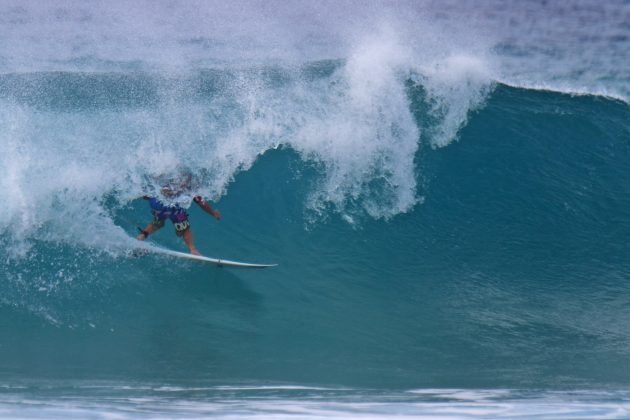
[1,1,629,418]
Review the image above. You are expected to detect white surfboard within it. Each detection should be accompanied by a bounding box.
[141,245,277,268]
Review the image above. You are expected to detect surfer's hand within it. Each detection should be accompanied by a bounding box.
[213,210,221,220]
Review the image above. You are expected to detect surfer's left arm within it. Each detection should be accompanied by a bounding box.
[193,196,221,220]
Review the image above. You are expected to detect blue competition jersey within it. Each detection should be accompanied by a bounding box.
[148,197,189,223]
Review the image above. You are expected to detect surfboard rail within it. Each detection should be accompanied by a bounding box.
[138,245,277,268]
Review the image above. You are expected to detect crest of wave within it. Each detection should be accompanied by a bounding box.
[0,14,496,255]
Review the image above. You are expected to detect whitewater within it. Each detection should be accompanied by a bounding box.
[1,1,629,418]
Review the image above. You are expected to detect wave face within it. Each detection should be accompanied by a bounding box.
[0,0,629,393]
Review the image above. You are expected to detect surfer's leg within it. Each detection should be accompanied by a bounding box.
[171,210,200,255]
[137,212,166,240]
[136,223,161,240]
[181,228,201,256]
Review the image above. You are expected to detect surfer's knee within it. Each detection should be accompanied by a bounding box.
[174,220,190,236]
[151,215,165,229]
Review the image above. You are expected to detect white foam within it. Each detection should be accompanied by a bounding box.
[1,388,630,419]
[0,2,497,241]
[2,0,623,252]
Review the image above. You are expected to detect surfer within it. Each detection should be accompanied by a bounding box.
[136,175,221,256]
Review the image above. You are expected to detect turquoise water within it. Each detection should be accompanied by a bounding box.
[1,1,630,418]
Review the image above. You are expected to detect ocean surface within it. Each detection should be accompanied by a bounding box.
[1,1,629,418]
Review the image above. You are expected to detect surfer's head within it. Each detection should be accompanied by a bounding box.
[159,172,193,197]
